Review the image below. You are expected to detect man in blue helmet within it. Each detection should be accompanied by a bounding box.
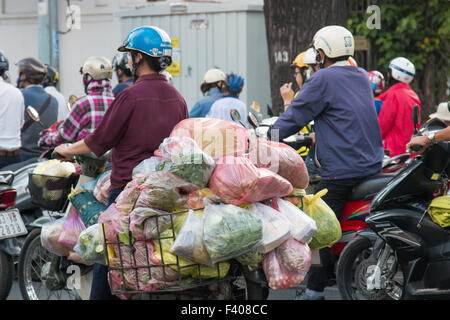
[206,72,247,125]
[54,26,188,300]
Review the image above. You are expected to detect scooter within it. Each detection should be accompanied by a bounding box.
[336,109,450,300]
[245,112,411,284]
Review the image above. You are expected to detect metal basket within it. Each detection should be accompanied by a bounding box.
[28,173,79,211]
[103,209,234,297]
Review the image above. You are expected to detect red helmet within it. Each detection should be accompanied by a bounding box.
[368,70,385,95]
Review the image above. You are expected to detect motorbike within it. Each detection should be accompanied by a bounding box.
[336,110,450,300]
[245,111,412,286]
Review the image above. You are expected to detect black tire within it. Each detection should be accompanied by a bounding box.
[336,235,389,300]
[246,280,269,300]
[18,228,77,300]
[0,250,14,300]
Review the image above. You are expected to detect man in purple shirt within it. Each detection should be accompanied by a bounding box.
[55,26,188,300]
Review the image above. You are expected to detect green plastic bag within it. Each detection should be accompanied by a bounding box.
[427,195,450,227]
[301,189,341,250]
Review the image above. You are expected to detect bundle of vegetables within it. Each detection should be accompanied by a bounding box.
[170,209,213,266]
[185,188,219,210]
[262,238,312,290]
[248,138,309,189]
[203,203,263,264]
[135,171,199,213]
[93,170,111,205]
[235,250,266,269]
[301,189,342,250]
[208,156,293,205]
[169,118,249,159]
[159,137,216,188]
[132,156,171,178]
[74,223,107,265]
[32,160,77,200]
[99,203,133,246]
[129,207,174,241]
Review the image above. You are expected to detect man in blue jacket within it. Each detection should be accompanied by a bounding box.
[268,25,384,300]
[17,58,58,161]
[189,68,225,118]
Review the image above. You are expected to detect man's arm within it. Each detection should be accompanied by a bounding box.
[406,126,450,153]
[268,74,326,141]
[54,139,91,160]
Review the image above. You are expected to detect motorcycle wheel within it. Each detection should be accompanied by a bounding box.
[0,250,14,300]
[18,228,79,300]
[337,236,397,300]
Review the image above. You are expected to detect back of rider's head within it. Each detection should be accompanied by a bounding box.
[312,25,355,68]
[200,68,226,95]
[118,26,173,82]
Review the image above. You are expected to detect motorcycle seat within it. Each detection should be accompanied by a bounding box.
[348,173,395,201]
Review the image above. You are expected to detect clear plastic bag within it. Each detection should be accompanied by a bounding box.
[132,157,171,178]
[262,238,312,290]
[208,156,293,205]
[248,138,309,189]
[93,170,111,205]
[170,209,213,266]
[73,223,107,265]
[203,203,263,264]
[159,136,216,188]
[248,202,291,254]
[41,217,71,256]
[273,198,317,244]
[58,209,86,249]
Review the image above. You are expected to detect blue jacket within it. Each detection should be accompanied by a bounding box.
[113,78,134,97]
[268,65,384,180]
[189,88,223,118]
[21,85,58,156]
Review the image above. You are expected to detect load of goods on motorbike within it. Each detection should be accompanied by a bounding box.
[34,118,342,299]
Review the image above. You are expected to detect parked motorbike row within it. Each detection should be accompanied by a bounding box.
[0,104,448,300]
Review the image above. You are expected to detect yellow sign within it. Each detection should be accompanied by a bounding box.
[171,37,179,48]
[167,37,180,76]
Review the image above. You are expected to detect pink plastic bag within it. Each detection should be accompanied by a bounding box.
[248,138,309,189]
[94,170,111,205]
[262,238,312,290]
[169,118,249,158]
[58,209,86,249]
[208,156,293,205]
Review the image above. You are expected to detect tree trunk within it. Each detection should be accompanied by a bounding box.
[264,0,349,115]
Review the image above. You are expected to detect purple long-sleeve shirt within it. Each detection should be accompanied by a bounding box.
[85,73,188,189]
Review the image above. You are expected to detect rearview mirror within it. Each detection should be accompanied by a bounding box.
[412,104,419,135]
[230,109,241,122]
[67,94,77,111]
[248,112,259,129]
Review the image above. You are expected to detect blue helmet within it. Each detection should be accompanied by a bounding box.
[118,26,172,58]
[225,73,244,94]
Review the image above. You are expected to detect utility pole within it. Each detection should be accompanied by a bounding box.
[38,0,59,78]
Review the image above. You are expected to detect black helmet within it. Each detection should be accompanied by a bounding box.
[0,51,9,74]
[112,52,131,76]
[16,57,47,84]
[42,64,59,87]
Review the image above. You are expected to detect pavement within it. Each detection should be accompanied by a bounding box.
[7,279,342,300]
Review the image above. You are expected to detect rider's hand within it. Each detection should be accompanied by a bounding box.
[309,133,316,147]
[406,135,430,154]
[54,144,73,161]
[280,83,294,108]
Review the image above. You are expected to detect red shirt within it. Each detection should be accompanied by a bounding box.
[85,73,188,189]
[377,82,421,157]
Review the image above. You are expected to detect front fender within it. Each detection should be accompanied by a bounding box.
[356,229,379,243]
[29,216,53,228]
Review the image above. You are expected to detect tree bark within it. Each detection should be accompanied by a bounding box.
[264,0,349,115]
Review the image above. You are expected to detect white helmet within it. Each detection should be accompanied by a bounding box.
[312,25,354,58]
[303,48,317,65]
[81,56,113,80]
[429,102,450,122]
[203,68,226,84]
[389,57,415,84]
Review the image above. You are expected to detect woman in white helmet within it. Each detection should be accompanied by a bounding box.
[267,25,384,300]
[189,68,226,117]
[38,56,115,148]
[377,56,421,157]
